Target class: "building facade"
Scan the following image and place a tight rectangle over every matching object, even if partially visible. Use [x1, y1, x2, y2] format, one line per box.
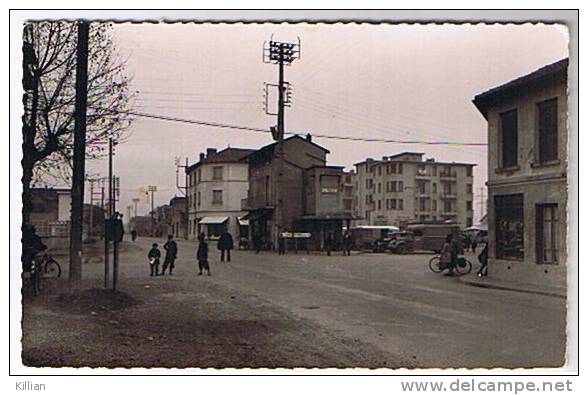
[242, 134, 354, 250]
[169, 196, 188, 240]
[186, 147, 254, 240]
[353, 153, 475, 228]
[473, 58, 568, 287]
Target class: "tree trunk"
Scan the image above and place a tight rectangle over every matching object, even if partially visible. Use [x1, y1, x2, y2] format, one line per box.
[21, 73, 39, 227]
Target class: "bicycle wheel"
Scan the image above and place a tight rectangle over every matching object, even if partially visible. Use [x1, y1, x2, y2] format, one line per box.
[428, 256, 443, 273]
[455, 258, 473, 275]
[44, 259, 62, 278]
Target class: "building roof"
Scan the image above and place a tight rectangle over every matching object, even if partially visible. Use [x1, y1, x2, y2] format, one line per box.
[354, 155, 475, 167]
[169, 196, 187, 205]
[186, 147, 255, 173]
[473, 58, 568, 119]
[240, 134, 330, 161]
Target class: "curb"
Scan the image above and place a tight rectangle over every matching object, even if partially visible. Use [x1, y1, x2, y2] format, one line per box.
[459, 277, 566, 299]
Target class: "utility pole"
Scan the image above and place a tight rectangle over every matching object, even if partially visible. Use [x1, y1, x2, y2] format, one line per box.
[148, 185, 157, 236]
[104, 137, 114, 288]
[69, 21, 89, 283]
[174, 157, 189, 196]
[263, 37, 300, 249]
[88, 179, 94, 237]
[478, 187, 487, 222]
[132, 198, 140, 218]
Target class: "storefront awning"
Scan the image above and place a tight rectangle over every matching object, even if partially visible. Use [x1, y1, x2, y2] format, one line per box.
[199, 216, 229, 225]
[238, 217, 249, 226]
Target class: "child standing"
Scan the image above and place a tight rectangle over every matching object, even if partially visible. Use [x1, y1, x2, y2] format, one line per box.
[148, 243, 161, 276]
[197, 233, 210, 276]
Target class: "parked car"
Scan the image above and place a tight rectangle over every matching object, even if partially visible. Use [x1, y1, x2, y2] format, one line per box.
[388, 231, 416, 254]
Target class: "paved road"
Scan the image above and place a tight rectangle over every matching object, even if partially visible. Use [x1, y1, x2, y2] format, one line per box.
[71, 236, 566, 368]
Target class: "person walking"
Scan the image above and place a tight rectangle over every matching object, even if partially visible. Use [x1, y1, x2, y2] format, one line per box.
[197, 232, 210, 276]
[253, 232, 261, 254]
[477, 243, 489, 277]
[278, 233, 286, 255]
[343, 231, 352, 256]
[218, 230, 234, 262]
[148, 243, 161, 277]
[131, 229, 137, 242]
[440, 235, 452, 274]
[325, 233, 333, 256]
[161, 234, 178, 275]
[471, 237, 478, 254]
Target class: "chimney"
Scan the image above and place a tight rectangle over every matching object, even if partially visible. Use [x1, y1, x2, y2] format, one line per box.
[206, 148, 217, 158]
[306, 133, 312, 143]
[199, 152, 205, 162]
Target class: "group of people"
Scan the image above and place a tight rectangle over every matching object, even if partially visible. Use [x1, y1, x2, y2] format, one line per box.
[439, 233, 488, 277]
[146, 230, 235, 277]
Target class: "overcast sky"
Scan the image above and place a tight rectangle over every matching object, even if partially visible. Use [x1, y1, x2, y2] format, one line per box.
[85, 22, 569, 222]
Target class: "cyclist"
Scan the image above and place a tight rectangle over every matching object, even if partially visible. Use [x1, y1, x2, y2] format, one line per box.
[22, 224, 47, 273]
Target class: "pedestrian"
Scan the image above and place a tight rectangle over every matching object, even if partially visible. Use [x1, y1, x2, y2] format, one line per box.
[131, 229, 137, 242]
[197, 232, 210, 276]
[278, 233, 286, 255]
[253, 232, 261, 254]
[218, 230, 234, 262]
[161, 234, 178, 275]
[448, 233, 462, 276]
[343, 231, 352, 256]
[471, 237, 478, 254]
[477, 243, 489, 277]
[148, 243, 161, 276]
[325, 233, 333, 256]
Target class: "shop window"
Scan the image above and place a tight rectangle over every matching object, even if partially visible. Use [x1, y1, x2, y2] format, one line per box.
[536, 204, 559, 264]
[500, 109, 518, 168]
[537, 98, 558, 163]
[321, 174, 340, 194]
[495, 194, 524, 260]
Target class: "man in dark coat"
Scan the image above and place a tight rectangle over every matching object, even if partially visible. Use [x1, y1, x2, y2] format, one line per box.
[161, 234, 178, 275]
[148, 243, 161, 276]
[197, 232, 210, 275]
[218, 230, 234, 262]
[343, 231, 352, 256]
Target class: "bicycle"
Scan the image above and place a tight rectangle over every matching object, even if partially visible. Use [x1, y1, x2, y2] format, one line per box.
[428, 255, 472, 276]
[28, 253, 62, 295]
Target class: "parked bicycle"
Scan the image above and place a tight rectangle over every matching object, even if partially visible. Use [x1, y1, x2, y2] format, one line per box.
[28, 253, 62, 295]
[428, 255, 472, 276]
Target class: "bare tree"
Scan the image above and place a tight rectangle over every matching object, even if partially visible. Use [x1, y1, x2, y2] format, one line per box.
[22, 21, 134, 225]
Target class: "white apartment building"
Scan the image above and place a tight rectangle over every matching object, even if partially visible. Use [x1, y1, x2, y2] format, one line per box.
[186, 147, 254, 240]
[353, 152, 475, 228]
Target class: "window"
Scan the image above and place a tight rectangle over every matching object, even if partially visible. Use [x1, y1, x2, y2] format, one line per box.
[398, 163, 403, 174]
[212, 190, 223, 205]
[500, 109, 518, 168]
[197, 169, 201, 183]
[466, 201, 473, 211]
[466, 166, 473, 177]
[419, 199, 426, 211]
[443, 200, 452, 213]
[432, 166, 437, 176]
[466, 217, 473, 227]
[321, 175, 340, 194]
[377, 200, 382, 210]
[377, 183, 381, 194]
[391, 199, 397, 210]
[391, 181, 397, 192]
[197, 191, 201, 207]
[432, 183, 437, 194]
[398, 181, 403, 192]
[212, 166, 223, 181]
[378, 166, 382, 177]
[466, 183, 473, 194]
[537, 98, 558, 163]
[495, 194, 524, 260]
[537, 204, 559, 264]
[398, 199, 403, 210]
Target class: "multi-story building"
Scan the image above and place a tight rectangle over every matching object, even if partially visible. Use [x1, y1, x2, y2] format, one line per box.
[241, 134, 354, 250]
[186, 147, 254, 240]
[169, 196, 188, 240]
[353, 152, 475, 228]
[473, 58, 568, 288]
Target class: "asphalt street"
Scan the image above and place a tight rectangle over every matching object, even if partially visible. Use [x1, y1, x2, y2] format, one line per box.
[24, 236, 566, 368]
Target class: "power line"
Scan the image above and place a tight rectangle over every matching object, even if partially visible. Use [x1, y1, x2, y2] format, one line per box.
[91, 107, 488, 147]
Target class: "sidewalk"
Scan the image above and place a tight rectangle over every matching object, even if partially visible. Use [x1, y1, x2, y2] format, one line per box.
[458, 273, 566, 298]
